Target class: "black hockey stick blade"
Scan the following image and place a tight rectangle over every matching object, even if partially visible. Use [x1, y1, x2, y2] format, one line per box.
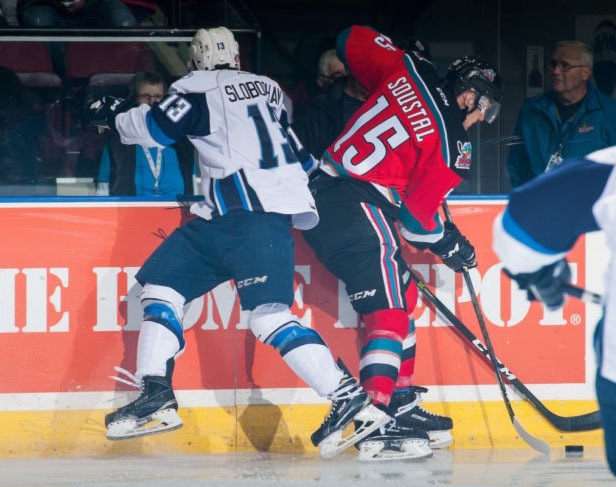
[409, 270, 602, 432]
[565, 284, 602, 305]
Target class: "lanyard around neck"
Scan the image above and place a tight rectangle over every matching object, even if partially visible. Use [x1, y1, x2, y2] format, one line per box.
[141, 146, 163, 192]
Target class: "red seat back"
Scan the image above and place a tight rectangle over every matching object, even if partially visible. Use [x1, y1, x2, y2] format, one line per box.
[64, 41, 155, 79]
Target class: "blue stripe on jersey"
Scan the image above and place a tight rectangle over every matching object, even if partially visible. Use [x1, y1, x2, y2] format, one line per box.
[501, 208, 561, 255]
[210, 170, 264, 218]
[364, 203, 403, 308]
[232, 172, 251, 211]
[146, 111, 176, 146]
[399, 204, 443, 236]
[508, 157, 610, 251]
[269, 323, 325, 356]
[321, 153, 353, 177]
[212, 179, 227, 214]
[403, 55, 449, 164]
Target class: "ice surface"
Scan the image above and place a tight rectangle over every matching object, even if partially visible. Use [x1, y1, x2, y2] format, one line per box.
[1, 447, 612, 487]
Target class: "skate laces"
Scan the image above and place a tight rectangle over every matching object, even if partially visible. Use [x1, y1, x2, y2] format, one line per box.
[382, 415, 397, 432]
[109, 366, 141, 390]
[395, 388, 440, 419]
[327, 375, 362, 402]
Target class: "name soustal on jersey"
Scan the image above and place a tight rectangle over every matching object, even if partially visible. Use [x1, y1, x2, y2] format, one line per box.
[322, 25, 471, 229]
[115, 69, 318, 230]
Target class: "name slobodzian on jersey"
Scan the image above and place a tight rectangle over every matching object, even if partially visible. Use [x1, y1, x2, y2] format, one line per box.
[388, 75, 435, 142]
[224, 80, 283, 105]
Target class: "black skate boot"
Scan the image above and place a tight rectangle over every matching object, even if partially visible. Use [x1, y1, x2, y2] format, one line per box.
[105, 359, 182, 440]
[357, 414, 433, 461]
[311, 358, 388, 459]
[389, 386, 453, 448]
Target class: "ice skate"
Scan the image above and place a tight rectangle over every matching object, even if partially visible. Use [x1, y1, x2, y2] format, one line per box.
[389, 386, 454, 448]
[311, 359, 388, 459]
[105, 362, 182, 441]
[357, 416, 433, 462]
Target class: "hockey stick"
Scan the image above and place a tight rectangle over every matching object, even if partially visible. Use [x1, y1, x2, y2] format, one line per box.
[409, 270, 602, 432]
[441, 202, 550, 454]
[564, 284, 602, 305]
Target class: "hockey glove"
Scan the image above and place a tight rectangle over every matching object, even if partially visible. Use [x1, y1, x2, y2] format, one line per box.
[88, 96, 132, 132]
[428, 221, 477, 272]
[504, 259, 571, 311]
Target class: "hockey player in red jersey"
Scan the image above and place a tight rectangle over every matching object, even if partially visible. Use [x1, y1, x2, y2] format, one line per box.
[302, 25, 502, 461]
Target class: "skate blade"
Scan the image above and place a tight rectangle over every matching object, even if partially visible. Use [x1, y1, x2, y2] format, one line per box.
[106, 408, 183, 441]
[358, 439, 433, 462]
[428, 430, 453, 449]
[318, 404, 388, 459]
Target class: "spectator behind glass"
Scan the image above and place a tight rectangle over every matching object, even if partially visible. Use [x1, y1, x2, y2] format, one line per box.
[293, 50, 366, 159]
[96, 71, 194, 197]
[0, 6, 7, 25]
[18, 0, 137, 27]
[507, 40, 616, 188]
[315, 48, 346, 92]
[0, 66, 39, 191]
[0, 0, 17, 25]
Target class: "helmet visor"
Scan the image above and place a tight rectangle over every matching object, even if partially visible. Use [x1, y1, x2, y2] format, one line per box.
[477, 94, 501, 124]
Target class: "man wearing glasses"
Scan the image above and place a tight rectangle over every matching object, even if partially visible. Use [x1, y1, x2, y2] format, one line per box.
[96, 71, 195, 196]
[507, 40, 616, 188]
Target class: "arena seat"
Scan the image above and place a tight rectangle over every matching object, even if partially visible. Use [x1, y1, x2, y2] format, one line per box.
[64, 41, 155, 98]
[0, 41, 62, 89]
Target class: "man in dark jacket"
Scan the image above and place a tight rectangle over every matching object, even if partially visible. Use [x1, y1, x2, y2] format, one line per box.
[293, 57, 366, 159]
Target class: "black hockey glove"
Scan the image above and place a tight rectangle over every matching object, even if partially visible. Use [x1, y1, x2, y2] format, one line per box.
[87, 96, 132, 132]
[428, 221, 476, 272]
[504, 259, 571, 311]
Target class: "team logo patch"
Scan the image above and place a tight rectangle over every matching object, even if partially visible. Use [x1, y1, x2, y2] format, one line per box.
[455, 141, 472, 170]
[482, 68, 497, 82]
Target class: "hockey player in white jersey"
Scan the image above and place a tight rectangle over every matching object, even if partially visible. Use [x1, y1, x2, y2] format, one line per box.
[492, 145, 616, 476]
[89, 26, 387, 459]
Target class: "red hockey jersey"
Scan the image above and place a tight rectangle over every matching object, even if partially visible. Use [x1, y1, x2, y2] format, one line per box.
[322, 25, 469, 230]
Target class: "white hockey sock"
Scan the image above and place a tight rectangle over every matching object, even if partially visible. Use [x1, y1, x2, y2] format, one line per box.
[282, 346, 343, 397]
[249, 303, 343, 397]
[136, 321, 181, 378]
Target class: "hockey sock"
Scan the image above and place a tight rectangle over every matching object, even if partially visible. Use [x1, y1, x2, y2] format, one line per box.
[269, 321, 342, 396]
[136, 284, 186, 378]
[360, 308, 407, 405]
[396, 318, 416, 388]
[250, 303, 342, 396]
[136, 321, 181, 378]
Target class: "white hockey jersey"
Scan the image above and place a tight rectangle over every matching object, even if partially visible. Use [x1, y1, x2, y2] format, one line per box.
[493, 145, 616, 381]
[115, 69, 318, 230]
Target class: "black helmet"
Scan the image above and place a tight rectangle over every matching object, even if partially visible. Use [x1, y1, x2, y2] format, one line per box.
[446, 56, 503, 123]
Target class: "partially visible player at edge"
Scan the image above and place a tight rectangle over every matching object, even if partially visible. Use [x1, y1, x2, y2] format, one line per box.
[493, 146, 616, 476]
[301, 25, 503, 460]
[89, 26, 387, 459]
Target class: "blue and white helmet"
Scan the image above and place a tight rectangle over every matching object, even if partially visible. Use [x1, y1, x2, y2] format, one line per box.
[188, 27, 240, 71]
